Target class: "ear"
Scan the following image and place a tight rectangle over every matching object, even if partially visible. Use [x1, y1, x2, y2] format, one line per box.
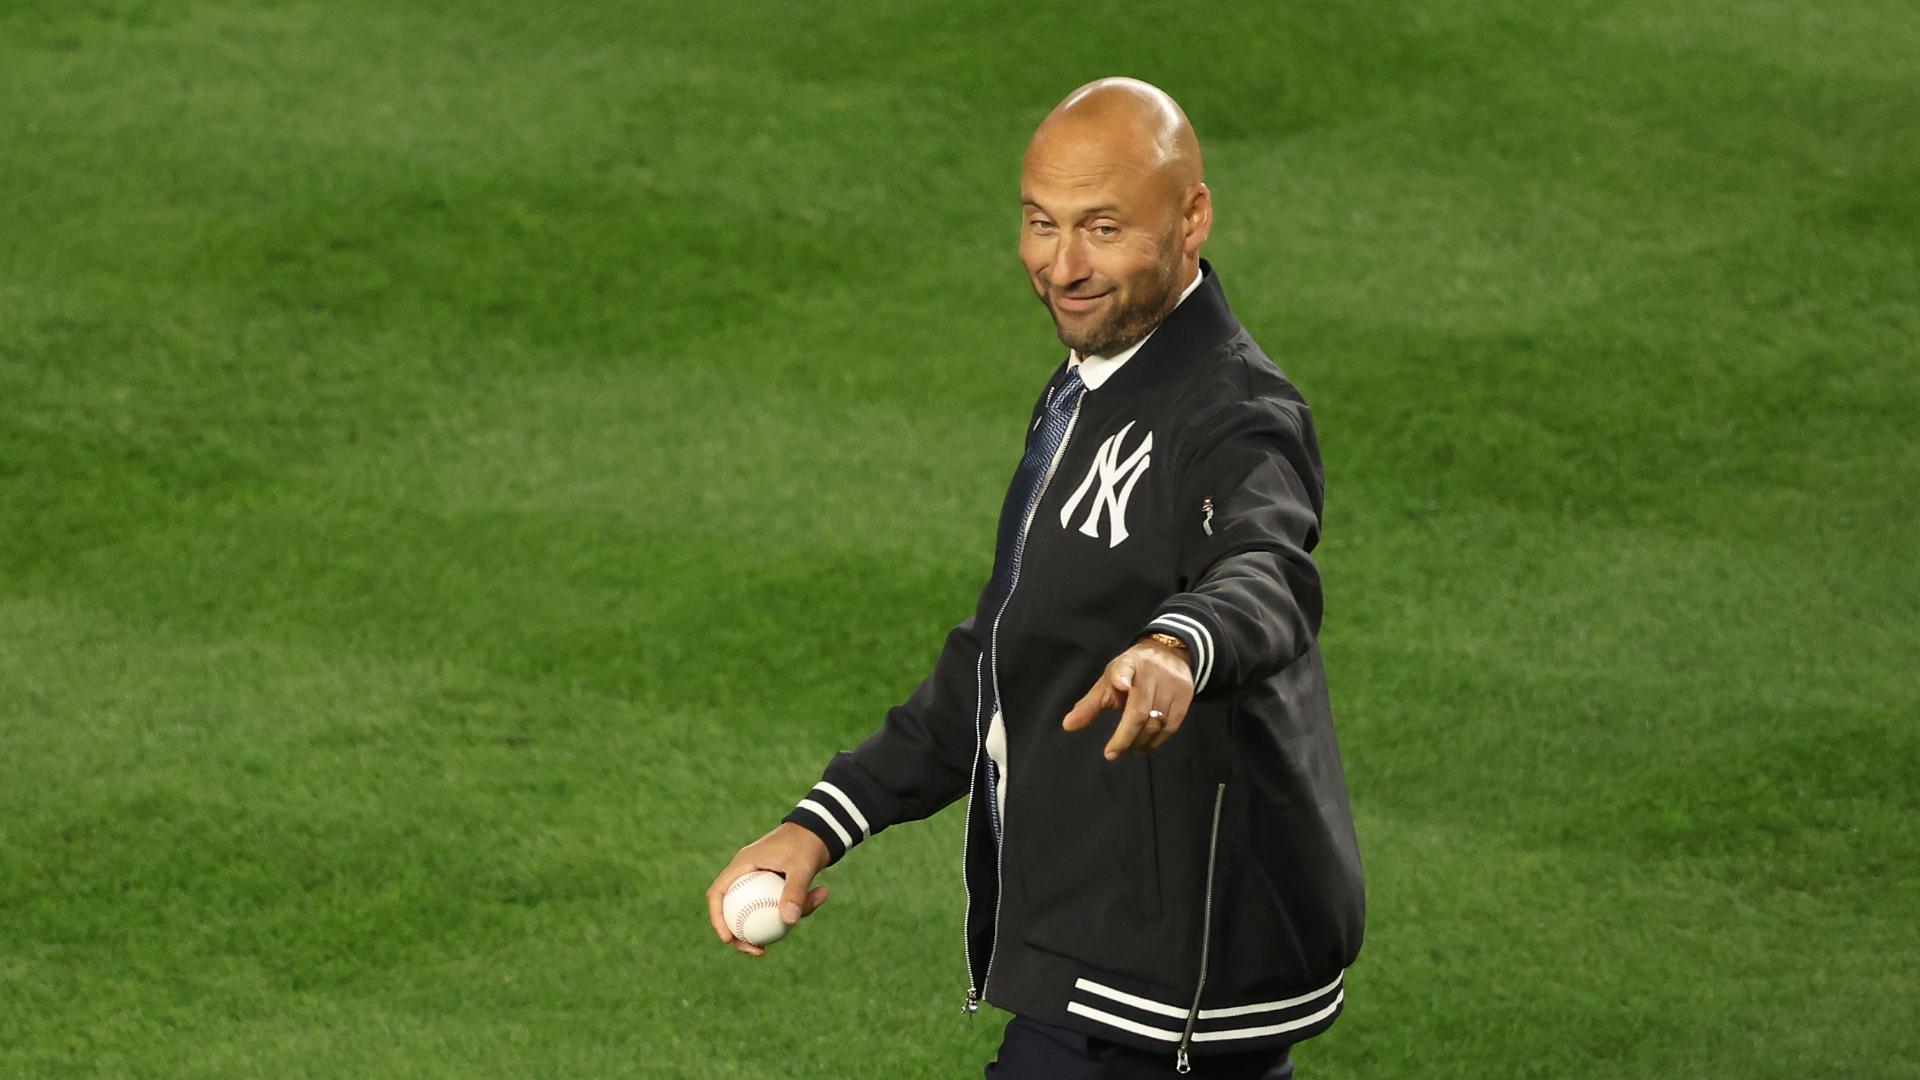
[1181, 182, 1213, 259]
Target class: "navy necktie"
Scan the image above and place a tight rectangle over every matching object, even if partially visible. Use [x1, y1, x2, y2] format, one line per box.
[989, 368, 1086, 593]
[980, 366, 1086, 840]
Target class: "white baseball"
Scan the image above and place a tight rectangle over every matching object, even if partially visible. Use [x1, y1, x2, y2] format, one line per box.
[723, 870, 790, 947]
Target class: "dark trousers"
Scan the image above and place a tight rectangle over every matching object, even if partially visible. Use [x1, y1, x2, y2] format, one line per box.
[986, 1015, 1296, 1079]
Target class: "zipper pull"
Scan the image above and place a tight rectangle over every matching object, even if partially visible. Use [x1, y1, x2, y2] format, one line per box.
[1176, 1046, 1192, 1074]
[963, 989, 981, 1016]
[1201, 496, 1214, 536]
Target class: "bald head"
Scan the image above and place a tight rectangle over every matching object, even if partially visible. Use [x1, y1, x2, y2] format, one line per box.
[1027, 77, 1204, 197]
[1019, 78, 1213, 358]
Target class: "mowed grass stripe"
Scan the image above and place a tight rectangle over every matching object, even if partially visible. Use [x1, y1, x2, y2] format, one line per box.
[0, 594, 994, 1077]
[6, 586, 1908, 1075]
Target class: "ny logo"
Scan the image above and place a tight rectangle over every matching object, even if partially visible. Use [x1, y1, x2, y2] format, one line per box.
[1059, 421, 1153, 548]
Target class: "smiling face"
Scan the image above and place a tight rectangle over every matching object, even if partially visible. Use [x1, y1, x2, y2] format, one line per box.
[1019, 79, 1211, 358]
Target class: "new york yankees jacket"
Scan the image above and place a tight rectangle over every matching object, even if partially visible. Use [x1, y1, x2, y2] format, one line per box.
[782, 261, 1365, 1070]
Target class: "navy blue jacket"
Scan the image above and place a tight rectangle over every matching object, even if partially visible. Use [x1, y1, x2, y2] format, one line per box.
[783, 262, 1364, 1069]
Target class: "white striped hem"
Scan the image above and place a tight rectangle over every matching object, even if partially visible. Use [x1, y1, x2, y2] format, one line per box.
[1148, 612, 1215, 692]
[1072, 978, 1188, 1019]
[1066, 971, 1346, 1044]
[1192, 992, 1342, 1042]
[1065, 1002, 1183, 1042]
[1200, 972, 1344, 1020]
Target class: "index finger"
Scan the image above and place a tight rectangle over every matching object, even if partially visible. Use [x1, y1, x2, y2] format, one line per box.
[1063, 678, 1114, 732]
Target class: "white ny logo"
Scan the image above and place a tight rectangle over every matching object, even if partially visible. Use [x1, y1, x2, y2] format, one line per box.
[1059, 421, 1153, 548]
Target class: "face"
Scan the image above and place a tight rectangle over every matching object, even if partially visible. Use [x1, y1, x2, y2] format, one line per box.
[1020, 137, 1197, 358]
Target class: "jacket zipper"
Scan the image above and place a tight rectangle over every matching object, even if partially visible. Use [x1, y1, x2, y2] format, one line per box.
[1176, 782, 1228, 1074]
[966, 393, 1084, 1012]
[962, 653, 986, 1015]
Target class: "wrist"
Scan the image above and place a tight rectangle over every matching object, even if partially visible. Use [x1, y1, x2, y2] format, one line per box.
[1141, 632, 1192, 671]
[1143, 615, 1215, 694]
[775, 814, 829, 849]
[779, 809, 846, 866]
[778, 821, 831, 864]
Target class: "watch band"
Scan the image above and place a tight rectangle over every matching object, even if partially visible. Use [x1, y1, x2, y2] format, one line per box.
[1147, 632, 1188, 652]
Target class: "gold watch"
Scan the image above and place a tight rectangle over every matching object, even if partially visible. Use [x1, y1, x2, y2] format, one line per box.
[1147, 632, 1188, 652]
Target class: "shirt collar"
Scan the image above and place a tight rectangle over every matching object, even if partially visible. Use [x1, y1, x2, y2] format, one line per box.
[1068, 267, 1207, 391]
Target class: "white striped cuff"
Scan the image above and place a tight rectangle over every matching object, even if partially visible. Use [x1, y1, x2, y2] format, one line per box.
[783, 781, 871, 863]
[1147, 612, 1216, 693]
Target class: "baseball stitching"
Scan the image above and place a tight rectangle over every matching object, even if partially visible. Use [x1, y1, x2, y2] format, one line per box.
[726, 871, 774, 899]
[726, 872, 782, 940]
[730, 896, 780, 939]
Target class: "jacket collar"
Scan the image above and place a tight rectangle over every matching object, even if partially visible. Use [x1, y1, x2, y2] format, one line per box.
[1068, 258, 1241, 398]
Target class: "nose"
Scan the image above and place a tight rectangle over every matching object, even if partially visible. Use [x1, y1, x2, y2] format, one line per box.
[1047, 232, 1090, 291]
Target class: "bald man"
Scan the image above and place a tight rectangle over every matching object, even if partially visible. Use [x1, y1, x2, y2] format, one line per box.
[707, 78, 1364, 1078]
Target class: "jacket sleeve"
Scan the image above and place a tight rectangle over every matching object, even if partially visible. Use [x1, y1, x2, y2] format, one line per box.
[1138, 392, 1326, 696]
[779, 615, 982, 864]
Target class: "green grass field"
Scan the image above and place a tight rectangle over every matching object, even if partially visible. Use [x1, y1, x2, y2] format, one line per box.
[3, 1, 1916, 1076]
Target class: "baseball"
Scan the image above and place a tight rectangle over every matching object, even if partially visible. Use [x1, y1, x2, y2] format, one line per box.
[723, 870, 790, 947]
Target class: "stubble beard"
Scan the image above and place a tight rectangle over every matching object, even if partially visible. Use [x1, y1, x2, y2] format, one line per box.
[1043, 238, 1186, 359]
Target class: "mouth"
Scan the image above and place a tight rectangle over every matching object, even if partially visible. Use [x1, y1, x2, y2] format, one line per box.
[1051, 290, 1110, 315]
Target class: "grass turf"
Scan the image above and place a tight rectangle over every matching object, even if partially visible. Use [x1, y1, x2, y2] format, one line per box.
[2, 1, 1916, 1076]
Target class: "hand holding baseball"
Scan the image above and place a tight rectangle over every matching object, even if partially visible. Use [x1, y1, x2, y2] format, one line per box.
[705, 822, 830, 956]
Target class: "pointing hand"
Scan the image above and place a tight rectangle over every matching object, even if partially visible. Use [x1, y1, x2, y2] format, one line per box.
[1061, 636, 1194, 760]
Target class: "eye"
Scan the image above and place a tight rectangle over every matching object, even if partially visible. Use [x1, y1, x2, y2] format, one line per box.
[1028, 219, 1056, 234]
[1092, 224, 1121, 237]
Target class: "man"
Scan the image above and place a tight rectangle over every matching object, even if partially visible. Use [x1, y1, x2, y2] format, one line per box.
[706, 77, 1364, 1078]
